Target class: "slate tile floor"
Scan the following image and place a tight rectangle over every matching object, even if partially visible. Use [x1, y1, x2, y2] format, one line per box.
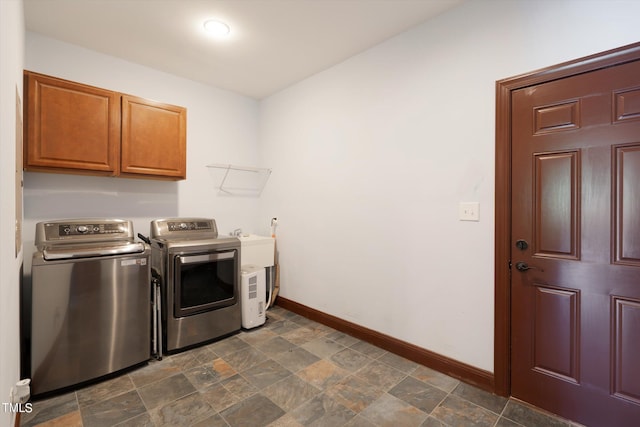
[21, 307, 582, 427]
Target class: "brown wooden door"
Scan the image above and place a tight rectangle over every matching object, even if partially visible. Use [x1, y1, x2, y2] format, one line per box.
[510, 59, 640, 426]
[24, 71, 120, 174]
[121, 95, 186, 179]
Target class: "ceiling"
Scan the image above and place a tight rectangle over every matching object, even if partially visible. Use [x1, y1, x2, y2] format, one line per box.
[24, 0, 464, 99]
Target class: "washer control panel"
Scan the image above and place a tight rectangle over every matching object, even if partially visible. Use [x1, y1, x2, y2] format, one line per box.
[35, 219, 134, 246]
[58, 223, 125, 236]
[150, 218, 219, 240]
[167, 221, 212, 232]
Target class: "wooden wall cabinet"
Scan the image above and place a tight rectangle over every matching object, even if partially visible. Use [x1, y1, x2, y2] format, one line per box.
[24, 71, 186, 180]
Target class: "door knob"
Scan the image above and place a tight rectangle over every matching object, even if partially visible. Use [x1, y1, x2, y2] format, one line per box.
[515, 262, 543, 272]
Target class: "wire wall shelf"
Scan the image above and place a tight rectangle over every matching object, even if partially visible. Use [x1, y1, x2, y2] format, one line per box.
[206, 163, 272, 196]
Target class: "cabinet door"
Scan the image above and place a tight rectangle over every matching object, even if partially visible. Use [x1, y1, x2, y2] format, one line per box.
[121, 95, 186, 179]
[24, 72, 120, 174]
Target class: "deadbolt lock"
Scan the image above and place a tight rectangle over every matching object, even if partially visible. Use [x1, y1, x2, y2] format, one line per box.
[515, 239, 529, 251]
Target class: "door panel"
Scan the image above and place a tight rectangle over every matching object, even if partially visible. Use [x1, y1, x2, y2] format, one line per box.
[511, 59, 640, 426]
[24, 72, 119, 174]
[120, 95, 187, 179]
[533, 151, 580, 259]
[614, 87, 640, 123]
[613, 297, 640, 404]
[533, 285, 579, 383]
[614, 144, 640, 265]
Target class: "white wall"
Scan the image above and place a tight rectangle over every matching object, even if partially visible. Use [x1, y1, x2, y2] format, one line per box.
[23, 33, 261, 273]
[257, 0, 640, 372]
[0, 1, 24, 425]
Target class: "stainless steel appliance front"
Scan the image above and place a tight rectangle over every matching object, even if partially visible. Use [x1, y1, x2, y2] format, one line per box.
[150, 218, 241, 352]
[30, 219, 151, 396]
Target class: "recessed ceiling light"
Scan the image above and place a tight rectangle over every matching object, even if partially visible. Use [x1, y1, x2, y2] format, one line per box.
[203, 19, 230, 38]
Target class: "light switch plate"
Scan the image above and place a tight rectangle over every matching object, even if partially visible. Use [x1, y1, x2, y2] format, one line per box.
[459, 202, 480, 221]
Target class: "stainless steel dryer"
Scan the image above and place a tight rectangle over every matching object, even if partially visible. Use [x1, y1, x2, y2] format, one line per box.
[149, 218, 241, 353]
[30, 219, 151, 396]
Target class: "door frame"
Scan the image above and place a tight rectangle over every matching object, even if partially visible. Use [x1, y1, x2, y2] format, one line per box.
[493, 41, 640, 397]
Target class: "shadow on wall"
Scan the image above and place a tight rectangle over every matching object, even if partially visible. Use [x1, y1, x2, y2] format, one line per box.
[22, 171, 179, 272]
[23, 171, 179, 221]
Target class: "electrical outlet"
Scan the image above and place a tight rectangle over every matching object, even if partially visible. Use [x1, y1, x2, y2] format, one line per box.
[459, 202, 480, 221]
